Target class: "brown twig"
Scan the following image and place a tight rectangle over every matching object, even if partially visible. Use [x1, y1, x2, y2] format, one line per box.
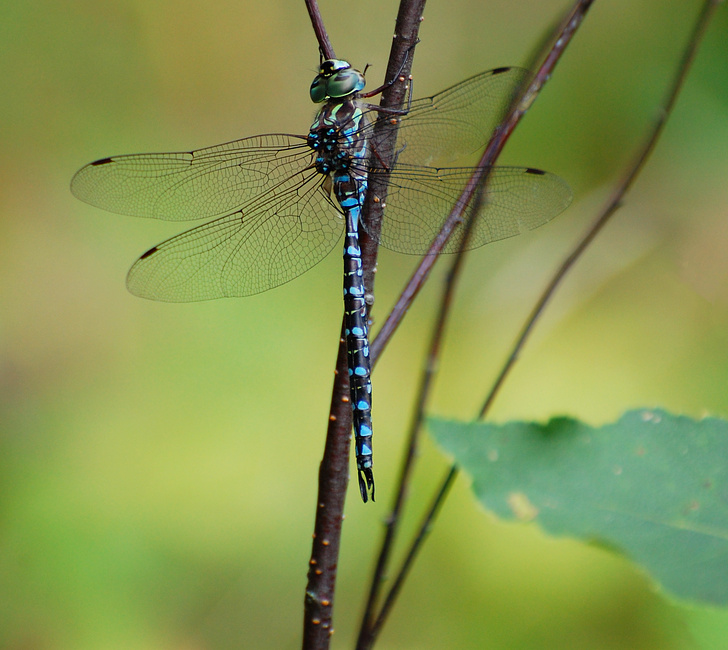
[370, 0, 594, 362]
[365, 0, 721, 644]
[304, 0, 335, 60]
[358, 1, 595, 646]
[478, 0, 723, 419]
[302, 326, 351, 649]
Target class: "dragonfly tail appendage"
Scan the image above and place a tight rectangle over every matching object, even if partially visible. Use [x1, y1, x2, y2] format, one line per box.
[358, 467, 375, 503]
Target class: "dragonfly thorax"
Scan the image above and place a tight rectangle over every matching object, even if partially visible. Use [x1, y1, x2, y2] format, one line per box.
[307, 99, 368, 176]
[308, 128, 352, 175]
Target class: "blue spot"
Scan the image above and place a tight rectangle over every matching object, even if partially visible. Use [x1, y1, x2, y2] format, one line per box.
[347, 246, 361, 257]
[348, 368, 353, 376]
[357, 400, 369, 411]
[360, 425, 372, 437]
[363, 346, 369, 357]
[351, 327, 364, 337]
[354, 367, 367, 377]
[344, 328, 350, 335]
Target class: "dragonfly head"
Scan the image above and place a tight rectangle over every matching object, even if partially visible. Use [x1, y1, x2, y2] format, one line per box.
[310, 59, 365, 103]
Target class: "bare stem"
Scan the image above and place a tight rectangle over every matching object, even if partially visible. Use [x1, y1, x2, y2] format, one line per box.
[479, 0, 722, 421]
[304, 0, 335, 60]
[302, 325, 352, 649]
[360, 1, 595, 646]
[367, 0, 720, 644]
[371, 0, 594, 361]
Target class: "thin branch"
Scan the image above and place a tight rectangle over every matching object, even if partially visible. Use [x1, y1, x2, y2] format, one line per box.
[302, 326, 352, 649]
[371, 0, 720, 643]
[367, 465, 457, 641]
[304, 0, 335, 60]
[370, 0, 594, 362]
[360, 0, 427, 297]
[359, 1, 594, 646]
[478, 0, 722, 421]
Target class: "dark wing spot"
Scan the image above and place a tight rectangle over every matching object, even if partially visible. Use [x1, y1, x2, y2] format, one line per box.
[492, 67, 511, 75]
[140, 246, 159, 260]
[525, 168, 546, 175]
[91, 157, 114, 166]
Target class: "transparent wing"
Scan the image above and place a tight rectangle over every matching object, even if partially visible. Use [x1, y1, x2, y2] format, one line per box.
[126, 168, 343, 301]
[71, 133, 312, 221]
[363, 67, 531, 168]
[364, 165, 572, 254]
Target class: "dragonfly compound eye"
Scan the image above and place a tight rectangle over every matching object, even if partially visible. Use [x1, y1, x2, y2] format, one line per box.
[326, 68, 365, 99]
[310, 59, 365, 102]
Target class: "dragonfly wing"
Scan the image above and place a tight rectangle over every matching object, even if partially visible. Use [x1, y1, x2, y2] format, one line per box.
[368, 165, 572, 254]
[126, 169, 343, 301]
[365, 67, 531, 168]
[71, 134, 311, 221]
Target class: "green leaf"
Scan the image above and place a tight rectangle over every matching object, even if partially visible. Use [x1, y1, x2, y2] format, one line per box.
[428, 409, 728, 606]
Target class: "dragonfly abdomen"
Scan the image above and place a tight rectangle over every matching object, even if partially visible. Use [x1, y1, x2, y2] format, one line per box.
[338, 169, 374, 502]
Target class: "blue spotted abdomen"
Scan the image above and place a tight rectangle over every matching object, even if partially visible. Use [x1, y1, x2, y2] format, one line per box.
[308, 98, 375, 502]
[337, 169, 374, 502]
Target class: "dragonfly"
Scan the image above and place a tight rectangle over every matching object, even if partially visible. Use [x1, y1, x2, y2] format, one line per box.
[71, 59, 572, 503]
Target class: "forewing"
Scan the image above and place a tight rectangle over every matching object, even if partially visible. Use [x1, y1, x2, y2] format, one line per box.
[71, 134, 312, 221]
[365, 67, 531, 168]
[371, 165, 572, 254]
[126, 168, 343, 301]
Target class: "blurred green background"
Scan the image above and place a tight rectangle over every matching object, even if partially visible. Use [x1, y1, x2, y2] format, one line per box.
[2, 0, 728, 648]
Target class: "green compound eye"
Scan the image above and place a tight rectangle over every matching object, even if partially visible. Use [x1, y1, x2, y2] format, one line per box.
[326, 68, 365, 98]
[310, 60, 366, 103]
[309, 76, 328, 103]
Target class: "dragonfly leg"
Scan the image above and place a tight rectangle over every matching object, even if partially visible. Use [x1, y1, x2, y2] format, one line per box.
[360, 40, 418, 98]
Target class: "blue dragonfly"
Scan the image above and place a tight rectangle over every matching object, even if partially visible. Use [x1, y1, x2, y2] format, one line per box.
[71, 59, 572, 502]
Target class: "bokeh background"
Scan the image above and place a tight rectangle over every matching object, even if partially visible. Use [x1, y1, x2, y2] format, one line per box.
[3, 0, 728, 648]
